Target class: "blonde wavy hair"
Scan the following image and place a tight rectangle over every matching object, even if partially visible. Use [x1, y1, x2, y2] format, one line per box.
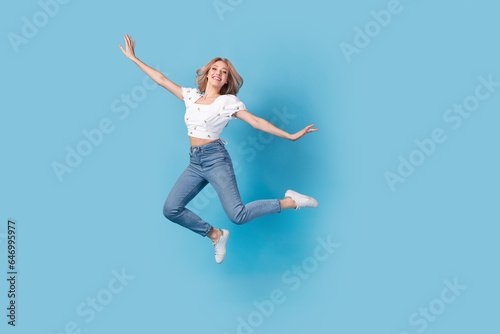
[195, 57, 243, 95]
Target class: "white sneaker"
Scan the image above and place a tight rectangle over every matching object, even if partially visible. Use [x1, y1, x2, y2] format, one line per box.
[284, 190, 319, 210]
[213, 229, 229, 264]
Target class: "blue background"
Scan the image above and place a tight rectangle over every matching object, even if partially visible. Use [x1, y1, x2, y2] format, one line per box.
[1, 0, 499, 333]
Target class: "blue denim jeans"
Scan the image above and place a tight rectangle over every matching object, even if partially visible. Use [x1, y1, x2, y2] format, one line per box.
[163, 138, 282, 237]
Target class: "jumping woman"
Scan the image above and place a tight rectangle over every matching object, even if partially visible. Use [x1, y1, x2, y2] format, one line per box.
[119, 34, 319, 263]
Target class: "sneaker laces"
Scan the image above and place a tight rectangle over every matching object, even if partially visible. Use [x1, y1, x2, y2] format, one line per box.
[214, 245, 222, 257]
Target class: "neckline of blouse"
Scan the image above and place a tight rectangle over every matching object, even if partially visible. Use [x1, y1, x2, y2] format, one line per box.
[193, 94, 224, 106]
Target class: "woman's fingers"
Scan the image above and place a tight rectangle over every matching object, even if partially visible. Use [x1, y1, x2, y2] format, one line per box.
[290, 124, 318, 141]
[119, 34, 136, 58]
[307, 124, 318, 132]
[123, 34, 135, 51]
[122, 34, 135, 51]
[300, 124, 318, 137]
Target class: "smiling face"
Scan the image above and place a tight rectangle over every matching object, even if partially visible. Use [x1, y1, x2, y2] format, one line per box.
[207, 60, 229, 89]
[196, 57, 243, 95]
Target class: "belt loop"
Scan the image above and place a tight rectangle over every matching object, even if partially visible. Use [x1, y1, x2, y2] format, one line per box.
[220, 138, 227, 146]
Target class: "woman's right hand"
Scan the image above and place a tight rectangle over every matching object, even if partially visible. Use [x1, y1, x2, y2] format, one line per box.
[119, 34, 136, 60]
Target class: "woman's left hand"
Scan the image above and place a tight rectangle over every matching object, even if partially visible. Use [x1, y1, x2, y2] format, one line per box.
[289, 124, 319, 141]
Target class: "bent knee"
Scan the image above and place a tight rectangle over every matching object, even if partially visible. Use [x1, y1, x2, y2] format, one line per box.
[228, 210, 248, 225]
[163, 203, 177, 220]
[229, 217, 245, 225]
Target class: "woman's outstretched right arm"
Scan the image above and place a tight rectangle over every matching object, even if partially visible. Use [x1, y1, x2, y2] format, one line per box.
[119, 34, 183, 101]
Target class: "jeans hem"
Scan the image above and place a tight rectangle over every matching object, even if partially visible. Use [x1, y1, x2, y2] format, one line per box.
[201, 226, 213, 237]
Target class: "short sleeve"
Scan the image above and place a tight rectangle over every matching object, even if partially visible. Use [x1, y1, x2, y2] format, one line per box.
[181, 87, 200, 108]
[220, 95, 246, 119]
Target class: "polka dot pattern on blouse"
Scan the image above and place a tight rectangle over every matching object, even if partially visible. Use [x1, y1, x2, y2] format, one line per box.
[181, 87, 246, 140]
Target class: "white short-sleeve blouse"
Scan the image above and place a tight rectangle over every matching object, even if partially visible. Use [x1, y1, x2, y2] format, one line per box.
[181, 87, 246, 140]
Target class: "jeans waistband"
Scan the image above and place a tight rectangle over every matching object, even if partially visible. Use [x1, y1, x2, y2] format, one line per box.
[190, 138, 227, 153]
